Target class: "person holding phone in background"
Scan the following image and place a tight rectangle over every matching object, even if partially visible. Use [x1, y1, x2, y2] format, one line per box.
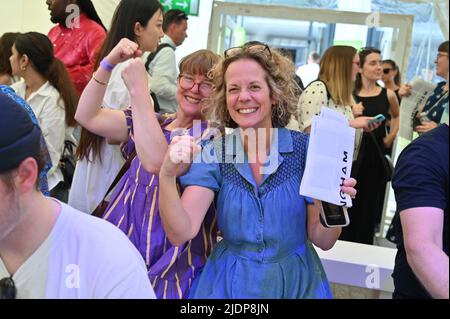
[340, 47, 399, 245]
[295, 45, 382, 160]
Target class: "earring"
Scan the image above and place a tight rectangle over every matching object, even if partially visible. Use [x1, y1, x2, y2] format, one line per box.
[276, 103, 285, 119]
[20, 66, 26, 71]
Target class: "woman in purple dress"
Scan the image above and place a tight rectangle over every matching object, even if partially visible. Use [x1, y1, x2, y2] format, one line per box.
[74, 32, 221, 297]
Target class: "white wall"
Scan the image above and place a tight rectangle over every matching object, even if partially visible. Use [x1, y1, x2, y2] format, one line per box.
[0, 0, 54, 35]
[175, 0, 214, 63]
[1, 0, 213, 63]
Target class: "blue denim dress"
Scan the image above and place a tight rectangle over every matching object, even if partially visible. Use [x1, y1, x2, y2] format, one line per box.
[180, 128, 332, 299]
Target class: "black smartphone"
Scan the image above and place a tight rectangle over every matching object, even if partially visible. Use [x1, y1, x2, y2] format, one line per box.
[320, 201, 350, 227]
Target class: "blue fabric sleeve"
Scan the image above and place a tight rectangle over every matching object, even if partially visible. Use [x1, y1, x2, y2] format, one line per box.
[179, 141, 222, 192]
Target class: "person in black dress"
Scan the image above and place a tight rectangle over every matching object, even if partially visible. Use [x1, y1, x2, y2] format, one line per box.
[341, 48, 400, 245]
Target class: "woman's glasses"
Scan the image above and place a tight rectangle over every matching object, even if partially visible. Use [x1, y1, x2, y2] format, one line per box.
[224, 41, 272, 59]
[383, 68, 393, 74]
[178, 75, 213, 96]
[0, 276, 16, 299]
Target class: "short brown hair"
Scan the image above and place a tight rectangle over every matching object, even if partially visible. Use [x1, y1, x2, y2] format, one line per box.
[178, 49, 221, 77]
[163, 9, 188, 32]
[204, 45, 299, 128]
[0, 150, 47, 193]
[438, 41, 449, 54]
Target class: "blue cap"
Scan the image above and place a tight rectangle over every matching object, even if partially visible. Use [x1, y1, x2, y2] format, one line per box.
[0, 93, 42, 172]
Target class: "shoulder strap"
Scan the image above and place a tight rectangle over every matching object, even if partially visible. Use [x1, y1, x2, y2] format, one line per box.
[306, 80, 331, 101]
[145, 43, 175, 71]
[101, 149, 137, 201]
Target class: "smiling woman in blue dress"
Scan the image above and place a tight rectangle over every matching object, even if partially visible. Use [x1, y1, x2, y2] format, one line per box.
[158, 43, 358, 299]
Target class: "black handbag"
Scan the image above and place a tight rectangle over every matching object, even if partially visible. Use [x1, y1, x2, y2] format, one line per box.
[369, 133, 394, 182]
[59, 140, 77, 190]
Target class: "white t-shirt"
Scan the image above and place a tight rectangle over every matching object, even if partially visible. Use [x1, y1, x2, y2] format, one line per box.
[0, 200, 156, 299]
[69, 60, 150, 214]
[296, 63, 320, 88]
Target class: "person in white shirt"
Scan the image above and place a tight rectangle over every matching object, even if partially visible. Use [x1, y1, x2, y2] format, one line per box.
[147, 9, 188, 114]
[296, 51, 321, 88]
[9, 32, 78, 200]
[69, 0, 164, 214]
[0, 94, 155, 299]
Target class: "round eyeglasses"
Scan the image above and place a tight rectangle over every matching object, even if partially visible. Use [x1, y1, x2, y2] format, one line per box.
[178, 75, 213, 96]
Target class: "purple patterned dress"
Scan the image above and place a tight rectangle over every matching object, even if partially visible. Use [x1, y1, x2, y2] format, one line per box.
[103, 109, 217, 299]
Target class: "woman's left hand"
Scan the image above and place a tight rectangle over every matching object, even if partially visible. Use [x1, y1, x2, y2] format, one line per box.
[341, 178, 357, 199]
[415, 121, 438, 133]
[121, 58, 149, 96]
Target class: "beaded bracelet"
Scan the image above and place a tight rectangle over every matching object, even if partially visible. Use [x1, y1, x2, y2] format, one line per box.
[92, 72, 108, 86]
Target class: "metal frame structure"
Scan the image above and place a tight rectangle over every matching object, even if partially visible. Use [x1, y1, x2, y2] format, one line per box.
[208, 0, 415, 82]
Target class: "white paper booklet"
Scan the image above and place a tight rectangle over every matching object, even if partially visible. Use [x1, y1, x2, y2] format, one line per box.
[300, 107, 356, 207]
[399, 77, 437, 140]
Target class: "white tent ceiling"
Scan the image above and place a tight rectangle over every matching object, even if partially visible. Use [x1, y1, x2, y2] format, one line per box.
[398, 0, 449, 38]
[93, 0, 448, 38]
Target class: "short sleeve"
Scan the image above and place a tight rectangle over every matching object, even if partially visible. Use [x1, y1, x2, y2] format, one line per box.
[179, 141, 222, 192]
[120, 108, 135, 159]
[392, 141, 446, 212]
[121, 108, 167, 159]
[297, 81, 329, 132]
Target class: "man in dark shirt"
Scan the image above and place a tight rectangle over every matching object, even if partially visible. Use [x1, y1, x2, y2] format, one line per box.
[391, 124, 449, 299]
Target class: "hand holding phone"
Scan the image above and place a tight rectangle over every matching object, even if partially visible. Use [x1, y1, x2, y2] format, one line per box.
[320, 201, 350, 227]
[368, 114, 386, 125]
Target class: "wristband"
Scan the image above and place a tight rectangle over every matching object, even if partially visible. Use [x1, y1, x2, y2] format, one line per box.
[100, 58, 116, 72]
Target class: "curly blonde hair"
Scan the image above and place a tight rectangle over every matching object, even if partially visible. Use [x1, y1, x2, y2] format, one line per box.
[203, 45, 300, 128]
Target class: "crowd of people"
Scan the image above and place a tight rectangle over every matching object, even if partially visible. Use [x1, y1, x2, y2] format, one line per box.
[0, 0, 448, 300]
